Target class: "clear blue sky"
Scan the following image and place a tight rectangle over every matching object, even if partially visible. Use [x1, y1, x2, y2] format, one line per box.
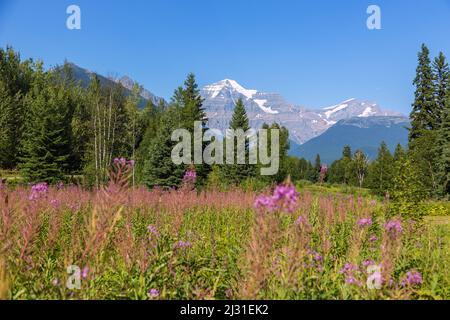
[1, 0, 450, 114]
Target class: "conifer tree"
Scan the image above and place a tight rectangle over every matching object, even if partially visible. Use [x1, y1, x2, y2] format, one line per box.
[436, 85, 450, 196]
[20, 63, 74, 183]
[143, 108, 185, 188]
[220, 98, 256, 185]
[366, 142, 394, 195]
[410, 44, 437, 140]
[313, 154, 322, 183]
[0, 47, 33, 169]
[433, 52, 449, 125]
[409, 44, 440, 196]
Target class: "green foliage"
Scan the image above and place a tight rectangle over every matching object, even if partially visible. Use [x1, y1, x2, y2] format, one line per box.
[328, 146, 353, 185]
[219, 98, 257, 185]
[0, 47, 34, 169]
[389, 154, 427, 220]
[366, 142, 394, 196]
[435, 70, 450, 197]
[143, 107, 185, 189]
[19, 64, 75, 183]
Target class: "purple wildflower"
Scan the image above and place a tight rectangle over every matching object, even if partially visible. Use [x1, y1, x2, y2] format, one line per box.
[182, 169, 197, 189]
[255, 183, 299, 214]
[29, 183, 49, 200]
[362, 259, 375, 267]
[357, 217, 373, 227]
[147, 225, 159, 237]
[81, 266, 89, 279]
[295, 215, 308, 226]
[385, 219, 403, 237]
[148, 288, 160, 298]
[369, 235, 378, 242]
[345, 275, 362, 286]
[401, 271, 423, 287]
[254, 195, 276, 212]
[174, 241, 192, 250]
[340, 263, 358, 274]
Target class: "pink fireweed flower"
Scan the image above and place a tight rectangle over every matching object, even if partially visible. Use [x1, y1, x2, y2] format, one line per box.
[295, 215, 308, 226]
[345, 275, 362, 286]
[148, 289, 160, 298]
[385, 219, 403, 237]
[182, 169, 197, 190]
[357, 218, 373, 227]
[254, 183, 299, 214]
[81, 266, 89, 279]
[369, 235, 378, 242]
[401, 271, 423, 287]
[254, 195, 276, 212]
[29, 182, 49, 200]
[362, 259, 376, 267]
[174, 241, 192, 250]
[147, 225, 159, 237]
[340, 263, 358, 274]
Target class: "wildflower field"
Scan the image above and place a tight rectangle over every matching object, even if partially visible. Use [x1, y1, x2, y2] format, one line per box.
[0, 164, 449, 300]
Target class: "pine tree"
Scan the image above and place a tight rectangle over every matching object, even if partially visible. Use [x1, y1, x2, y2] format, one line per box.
[179, 73, 210, 185]
[436, 84, 450, 196]
[181, 73, 206, 127]
[366, 141, 394, 195]
[328, 145, 353, 184]
[410, 44, 437, 140]
[393, 144, 406, 163]
[220, 99, 256, 185]
[0, 47, 33, 169]
[409, 44, 440, 196]
[143, 108, 185, 188]
[432, 52, 449, 125]
[20, 63, 74, 183]
[313, 154, 321, 183]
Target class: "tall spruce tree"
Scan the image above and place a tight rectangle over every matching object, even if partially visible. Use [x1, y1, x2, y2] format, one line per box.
[409, 44, 440, 196]
[436, 83, 450, 196]
[220, 98, 256, 185]
[313, 154, 322, 183]
[178, 73, 210, 185]
[433, 52, 449, 125]
[410, 44, 437, 140]
[0, 47, 33, 169]
[143, 107, 185, 188]
[20, 63, 74, 183]
[366, 142, 394, 195]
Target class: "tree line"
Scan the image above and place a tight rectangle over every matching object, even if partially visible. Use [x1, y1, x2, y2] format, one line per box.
[0, 47, 296, 188]
[1, 44, 448, 200]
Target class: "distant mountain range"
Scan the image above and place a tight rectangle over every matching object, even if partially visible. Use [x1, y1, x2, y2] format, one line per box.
[200, 79, 405, 145]
[290, 116, 410, 164]
[65, 63, 166, 107]
[66, 63, 410, 163]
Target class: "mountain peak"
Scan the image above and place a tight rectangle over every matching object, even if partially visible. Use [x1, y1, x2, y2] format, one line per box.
[203, 79, 258, 100]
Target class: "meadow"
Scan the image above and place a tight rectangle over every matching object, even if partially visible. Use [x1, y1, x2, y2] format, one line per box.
[0, 163, 449, 300]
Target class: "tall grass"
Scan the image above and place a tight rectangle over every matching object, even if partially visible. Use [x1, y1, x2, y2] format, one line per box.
[0, 168, 448, 300]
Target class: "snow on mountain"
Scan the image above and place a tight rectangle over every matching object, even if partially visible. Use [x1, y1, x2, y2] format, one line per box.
[201, 79, 406, 145]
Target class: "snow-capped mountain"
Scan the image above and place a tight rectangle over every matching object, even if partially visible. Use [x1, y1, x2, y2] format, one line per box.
[316, 98, 402, 126]
[201, 79, 405, 144]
